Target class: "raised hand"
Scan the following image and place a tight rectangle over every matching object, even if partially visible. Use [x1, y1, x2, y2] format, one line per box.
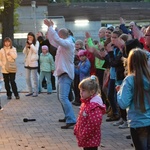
[85, 32, 91, 39]
[132, 24, 144, 40]
[44, 19, 54, 27]
[120, 17, 126, 25]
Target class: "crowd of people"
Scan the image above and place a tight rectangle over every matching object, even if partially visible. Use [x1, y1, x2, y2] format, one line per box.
[0, 17, 150, 150]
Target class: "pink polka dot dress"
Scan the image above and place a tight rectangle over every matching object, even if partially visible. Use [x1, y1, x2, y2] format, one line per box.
[74, 95, 106, 148]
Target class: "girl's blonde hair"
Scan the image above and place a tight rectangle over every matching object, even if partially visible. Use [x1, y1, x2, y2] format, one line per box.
[78, 75, 101, 95]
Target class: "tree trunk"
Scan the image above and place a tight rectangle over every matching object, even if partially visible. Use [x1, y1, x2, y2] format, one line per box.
[2, 0, 14, 44]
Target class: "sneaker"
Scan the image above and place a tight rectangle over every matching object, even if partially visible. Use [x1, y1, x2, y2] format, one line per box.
[119, 121, 128, 129]
[113, 119, 124, 126]
[32, 92, 38, 97]
[106, 114, 120, 122]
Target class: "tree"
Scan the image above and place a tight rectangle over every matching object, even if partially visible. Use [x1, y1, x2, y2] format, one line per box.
[0, 0, 21, 44]
[2, 0, 14, 43]
[55, 0, 144, 2]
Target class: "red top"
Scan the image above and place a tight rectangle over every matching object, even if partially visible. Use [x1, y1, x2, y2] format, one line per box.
[139, 37, 150, 52]
[74, 95, 106, 148]
[86, 50, 96, 75]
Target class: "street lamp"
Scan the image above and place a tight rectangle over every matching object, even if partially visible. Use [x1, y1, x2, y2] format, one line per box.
[31, 1, 36, 34]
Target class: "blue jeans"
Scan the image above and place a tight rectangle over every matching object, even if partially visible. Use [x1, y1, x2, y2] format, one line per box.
[25, 68, 38, 94]
[39, 71, 52, 93]
[130, 126, 150, 150]
[58, 74, 76, 124]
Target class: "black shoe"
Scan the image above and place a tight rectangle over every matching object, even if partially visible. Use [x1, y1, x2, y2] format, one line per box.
[7, 96, 12, 100]
[72, 101, 81, 106]
[61, 123, 76, 129]
[58, 118, 66, 122]
[126, 135, 131, 139]
[25, 93, 33, 96]
[0, 106, 3, 111]
[16, 96, 20, 99]
[106, 115, 120, 122]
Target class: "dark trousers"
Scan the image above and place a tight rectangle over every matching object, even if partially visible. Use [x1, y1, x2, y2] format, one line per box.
[83, 147, 98, 150]
[51, 73, 56, 89]
[68, 82, 74, 102]
[130, 126, 150, 150]
[73, 74, 80, 104]
[108, 79, 119, 115]
[96, 69, 108, 107]
[120, 108, 127, 121]
[3, 73, 18, 97]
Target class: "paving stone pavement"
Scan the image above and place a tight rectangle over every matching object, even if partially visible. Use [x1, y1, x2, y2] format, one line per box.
[0, 53, 134, 150]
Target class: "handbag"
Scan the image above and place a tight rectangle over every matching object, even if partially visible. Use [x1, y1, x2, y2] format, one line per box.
[4, 49, 17, 73]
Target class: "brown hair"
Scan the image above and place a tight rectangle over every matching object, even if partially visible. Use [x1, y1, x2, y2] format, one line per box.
[112, 30, 122, 37]
[27, 32, 36, 45]
[127, 48, 150, 112]
[3, 37, 12, 48]
[120, 33, 128, 42]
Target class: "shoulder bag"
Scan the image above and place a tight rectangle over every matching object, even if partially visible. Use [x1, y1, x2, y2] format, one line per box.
[4, 49, 17, 73]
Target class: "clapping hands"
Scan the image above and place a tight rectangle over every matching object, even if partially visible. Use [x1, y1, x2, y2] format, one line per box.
[44, 19, 54, 27]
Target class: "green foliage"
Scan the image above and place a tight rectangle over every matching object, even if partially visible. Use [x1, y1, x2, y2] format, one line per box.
[52, 0, 144, 2]
[14, 12, 21, 32]
[14, 0, 22, 9]
[14, 0, 22, 32]
[0, 0, 22, 32]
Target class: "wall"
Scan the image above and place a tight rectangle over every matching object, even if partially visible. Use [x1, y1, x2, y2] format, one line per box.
[66, 21, 101, 41]
[15, 5, 101, 47]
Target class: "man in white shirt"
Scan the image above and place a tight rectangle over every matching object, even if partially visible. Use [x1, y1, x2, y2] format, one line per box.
[44, 19, 76, 129]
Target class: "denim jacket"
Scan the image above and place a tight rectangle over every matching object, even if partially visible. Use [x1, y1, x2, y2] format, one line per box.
[117, 75, 150, 128]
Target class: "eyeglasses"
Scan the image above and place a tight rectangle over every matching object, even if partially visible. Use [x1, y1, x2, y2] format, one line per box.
[144, 35, 150, 37]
